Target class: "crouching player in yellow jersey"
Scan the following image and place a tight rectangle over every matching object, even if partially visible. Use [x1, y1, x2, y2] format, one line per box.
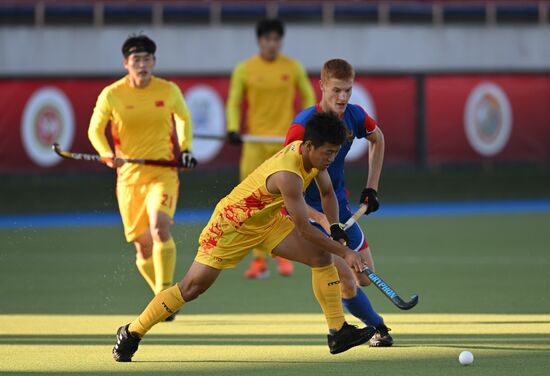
[112, 112, 377, 362]
[88, 35, 196, 320]
[226, 18, 316, 278]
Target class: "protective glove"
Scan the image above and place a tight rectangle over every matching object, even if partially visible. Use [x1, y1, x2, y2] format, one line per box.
[359, 187, 380, 215]
[227, 131, 242, 145]
[179, 150, 197, 169]
[330, 223, 349, 246]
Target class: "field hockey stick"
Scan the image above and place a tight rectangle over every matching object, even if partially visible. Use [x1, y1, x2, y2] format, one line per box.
[344, 203, 419, 310]
[362, 267, 419, 310]
[194, 134, 285, 144]
[343, 204, 368, 230]
[52, 143, 183, 168]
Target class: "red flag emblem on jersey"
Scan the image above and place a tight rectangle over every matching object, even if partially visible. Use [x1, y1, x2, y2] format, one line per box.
[281, 74, 289, 81]
[155, 100, 164, 107]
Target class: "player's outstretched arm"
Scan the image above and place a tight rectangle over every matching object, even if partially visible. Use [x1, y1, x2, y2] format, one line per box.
[171, 82, 194, 153]
[365, 127, 385, 193]
[225, 62, 245, 143]
[268, 171, 364, 272]
[360, 127, 385, 214]
[88, 88, 118, 167]
[295, 62, 316, 108]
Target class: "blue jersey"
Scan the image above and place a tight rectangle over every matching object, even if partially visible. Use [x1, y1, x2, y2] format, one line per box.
[287, 104, 377, 211]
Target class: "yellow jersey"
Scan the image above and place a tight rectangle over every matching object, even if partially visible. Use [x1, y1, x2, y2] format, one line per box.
[213, 141, 317, 235]
[88, 75, 192, 185]
[226, 54, 315, 137]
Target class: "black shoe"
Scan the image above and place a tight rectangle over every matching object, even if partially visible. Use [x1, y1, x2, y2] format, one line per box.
[327, 322, 376, 354]
[164, 309, 180, 322]
[112, 324, 141, 362]
[369, 324, 393, 347]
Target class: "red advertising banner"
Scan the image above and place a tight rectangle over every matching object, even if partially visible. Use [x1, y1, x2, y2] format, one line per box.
[426, 75, 550, 164]
[0, 75, 417, 172]
[352, 76, 417, 164]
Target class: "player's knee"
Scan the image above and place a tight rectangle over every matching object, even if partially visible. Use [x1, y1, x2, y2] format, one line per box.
[357, 274, 372, 287]
[135, 241, 153, 259]
[358, 279, 372, 287]
[340, 276, 358, 298]
[151, 225, 171, 243]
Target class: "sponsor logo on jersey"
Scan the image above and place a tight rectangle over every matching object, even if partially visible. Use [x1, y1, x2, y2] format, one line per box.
[21, 87, 75, 167]
[155, 100, 165, 107]
[464, 82, 512, 157]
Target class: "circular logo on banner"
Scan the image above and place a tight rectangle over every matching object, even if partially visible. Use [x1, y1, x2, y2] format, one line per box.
[185, 85, 225, 163]
[346, 84, 377, 162]
[21, 87, 75, 167]
[464, 82, 512, 157]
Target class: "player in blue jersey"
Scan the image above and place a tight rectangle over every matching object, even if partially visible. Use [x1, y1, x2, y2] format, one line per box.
[285, 59, 392, 347]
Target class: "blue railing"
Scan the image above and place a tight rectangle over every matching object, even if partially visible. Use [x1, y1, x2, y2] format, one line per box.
[0, 1, 547, 26]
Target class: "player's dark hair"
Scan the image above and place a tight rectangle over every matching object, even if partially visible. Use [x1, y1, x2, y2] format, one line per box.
[256, 18, 285, 38]
[304, 112, 347, 148]
[122, 34, 156, 58]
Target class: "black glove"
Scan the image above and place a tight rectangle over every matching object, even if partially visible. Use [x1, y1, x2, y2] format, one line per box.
[359, 188, 380, 215]
[227, 131, 242, 145]
[330, 223, 349, 246]
[179, 150, 197, 169]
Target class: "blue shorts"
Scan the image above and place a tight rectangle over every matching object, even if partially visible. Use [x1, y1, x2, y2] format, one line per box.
[309, 202, 367, 252]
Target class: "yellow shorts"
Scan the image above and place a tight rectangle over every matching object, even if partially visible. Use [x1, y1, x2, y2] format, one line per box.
[195, 209, 294, 269]
[116, 171, 179, 242]
[240, 142, 284, 181]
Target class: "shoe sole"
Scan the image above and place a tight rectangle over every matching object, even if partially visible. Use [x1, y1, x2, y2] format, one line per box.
[369, 340, 394, 347]
[113, 349, 132, 362]
[330, 326, 376, 355]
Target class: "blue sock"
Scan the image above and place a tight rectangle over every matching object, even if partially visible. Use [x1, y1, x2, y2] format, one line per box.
[342, 288, 383, 327]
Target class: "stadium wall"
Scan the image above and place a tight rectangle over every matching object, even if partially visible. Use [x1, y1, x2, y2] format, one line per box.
[1, 25, 548, 172]
[1, 25, 549, 75]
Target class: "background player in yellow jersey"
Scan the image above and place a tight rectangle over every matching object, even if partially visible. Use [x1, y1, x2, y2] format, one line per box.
[88, 35, 196, 319]
[226, 18, 316, 278]
[112, 112, 376, 362]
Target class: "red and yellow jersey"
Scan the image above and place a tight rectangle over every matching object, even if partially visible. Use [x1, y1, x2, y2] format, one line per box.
[214, 141, 317, 234]
[226, 54, 315, 137]
[88, 75, 192, 185]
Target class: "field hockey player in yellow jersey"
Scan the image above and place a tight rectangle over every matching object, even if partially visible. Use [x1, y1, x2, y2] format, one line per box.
[226, 18, 316, 278]
[112, 112, 377, 362]
[88, 35, 196, 320]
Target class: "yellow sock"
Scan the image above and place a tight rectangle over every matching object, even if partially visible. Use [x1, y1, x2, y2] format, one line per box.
[311, 264, 345, 331]
[252, 249, 266, 260]
[153, 238, 176, 294]
[128, 284, 185, 337]
[135, 256, 156, 293]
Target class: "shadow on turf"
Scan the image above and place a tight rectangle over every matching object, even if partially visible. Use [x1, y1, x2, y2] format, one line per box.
[2, 333, 549, 352]
[134, 360, 335, 364]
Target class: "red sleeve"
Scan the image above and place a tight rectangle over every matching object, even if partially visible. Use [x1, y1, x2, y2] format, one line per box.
[357, 105, 377, 133]
[364, 113, 377, 133]
[284, 123, 306, 145]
